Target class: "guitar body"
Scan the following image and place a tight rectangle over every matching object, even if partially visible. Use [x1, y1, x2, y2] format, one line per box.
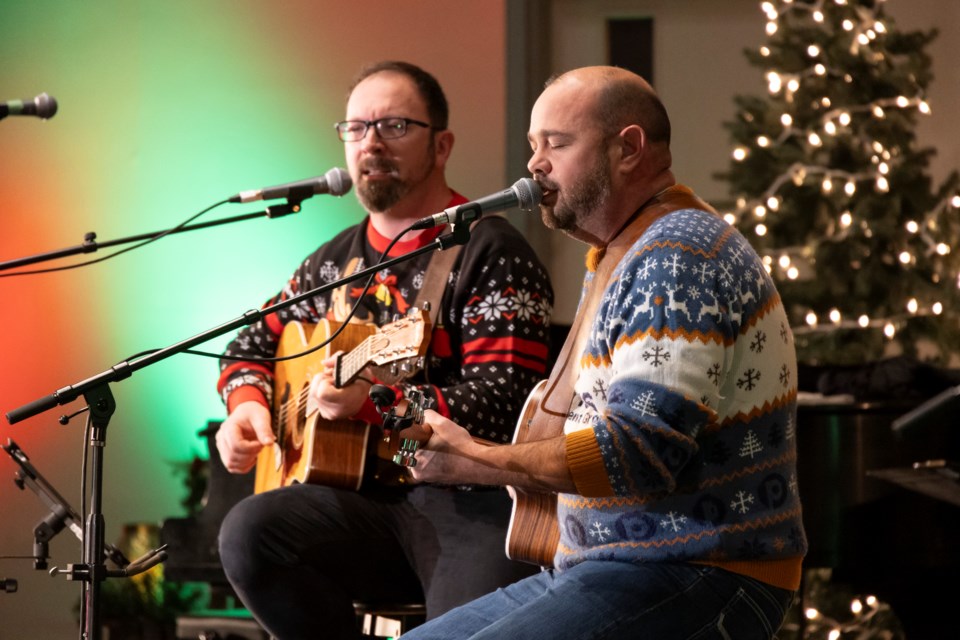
[255, 320, 376, 494]
[254, 307, 431, 494]
[505, 380, 562, 568]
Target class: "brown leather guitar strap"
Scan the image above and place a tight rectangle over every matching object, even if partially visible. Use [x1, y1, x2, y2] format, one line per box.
[412, 225, 465, 327]
[534, 185, 715, 437]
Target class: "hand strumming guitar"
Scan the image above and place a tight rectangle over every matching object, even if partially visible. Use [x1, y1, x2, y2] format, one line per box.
[216, 401, 275, 474]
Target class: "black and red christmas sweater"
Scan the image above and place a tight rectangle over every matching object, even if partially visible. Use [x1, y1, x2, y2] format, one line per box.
[217, 199, 553, 444]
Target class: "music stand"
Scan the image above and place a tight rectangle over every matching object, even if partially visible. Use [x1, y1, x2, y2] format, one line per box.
[866, 460, 960, 507]
[873, 383, 960, 506]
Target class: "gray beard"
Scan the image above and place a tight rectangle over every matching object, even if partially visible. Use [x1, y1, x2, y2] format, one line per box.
[542, 161, 611, 232]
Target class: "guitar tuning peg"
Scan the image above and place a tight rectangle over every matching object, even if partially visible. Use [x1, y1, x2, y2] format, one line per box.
[393, 439, 419, 468]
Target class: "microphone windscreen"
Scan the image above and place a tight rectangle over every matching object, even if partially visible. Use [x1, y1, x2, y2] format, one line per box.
[324, 167, 352, 196]
[514, 178, 542, 210]
[35, 93, 57, 119]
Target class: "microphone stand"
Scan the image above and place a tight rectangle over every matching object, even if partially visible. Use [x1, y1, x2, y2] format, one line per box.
[0, 200, 303, 272]
[4, 209, 478, 640]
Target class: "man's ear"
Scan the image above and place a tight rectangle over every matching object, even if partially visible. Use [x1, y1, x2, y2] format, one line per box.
[617, 124, 645, 172]
[434, 130, 455, 168]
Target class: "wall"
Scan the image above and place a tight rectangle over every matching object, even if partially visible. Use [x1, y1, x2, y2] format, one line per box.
[0, 1, 505, 636]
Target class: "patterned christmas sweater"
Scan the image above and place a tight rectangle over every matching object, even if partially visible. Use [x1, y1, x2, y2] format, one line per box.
[560, 193, 807, 591]
[218, 194, 553, 445]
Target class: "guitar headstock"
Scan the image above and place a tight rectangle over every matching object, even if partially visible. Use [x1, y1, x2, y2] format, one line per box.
[367, 306, 431, 365]
[369, 357, 425, 385]
[392, 388, 426, 468]
[369, 386, 427, 466]
[335, 304, 432, 387]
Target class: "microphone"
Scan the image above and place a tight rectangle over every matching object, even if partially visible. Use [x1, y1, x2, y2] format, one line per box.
[229, 167, 352, 203]
[0, 93, 58, 120]
[411, 178, 542, 230]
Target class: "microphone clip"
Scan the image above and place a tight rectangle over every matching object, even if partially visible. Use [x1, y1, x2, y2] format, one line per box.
[451, 202, 483, 227]
[265, 201, 303, 218]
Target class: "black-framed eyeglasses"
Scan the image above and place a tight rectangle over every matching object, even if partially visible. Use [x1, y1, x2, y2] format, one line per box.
[334, 117, 438, 142]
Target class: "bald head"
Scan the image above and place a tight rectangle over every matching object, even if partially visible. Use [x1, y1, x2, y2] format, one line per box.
[527, 65, 677, 245]
[546, 66, 671, 145]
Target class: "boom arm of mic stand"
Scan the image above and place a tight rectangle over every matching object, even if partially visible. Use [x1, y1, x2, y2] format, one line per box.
[0, 200, 303, 272]
[5, 225, 472, 425]
[106, 545, 168, 578]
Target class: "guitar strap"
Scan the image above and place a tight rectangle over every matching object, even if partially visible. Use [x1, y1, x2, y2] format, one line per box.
[411, 225, 463, 328]
[536, 185, 715, 434]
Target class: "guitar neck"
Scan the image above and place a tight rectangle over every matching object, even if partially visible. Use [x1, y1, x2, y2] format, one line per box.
[336, 336, 377, 387]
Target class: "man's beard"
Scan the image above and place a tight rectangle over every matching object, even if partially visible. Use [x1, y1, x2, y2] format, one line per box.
[356, 164, 405, 211]
[541, 158, 611, 232]
[356, 144, 436, 212]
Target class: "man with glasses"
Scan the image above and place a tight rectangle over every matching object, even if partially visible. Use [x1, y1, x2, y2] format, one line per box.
[214, 60, 552, 639]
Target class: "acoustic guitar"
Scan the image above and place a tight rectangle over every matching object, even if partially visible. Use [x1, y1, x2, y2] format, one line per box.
[504, 379, 561, 568]
[254, 306, 430, 494]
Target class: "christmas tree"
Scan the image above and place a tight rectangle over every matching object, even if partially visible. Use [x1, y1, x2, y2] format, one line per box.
[717, 0, 960, 366]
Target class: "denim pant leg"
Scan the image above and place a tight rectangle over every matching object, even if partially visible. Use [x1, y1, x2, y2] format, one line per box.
[401, 561, 796, 640]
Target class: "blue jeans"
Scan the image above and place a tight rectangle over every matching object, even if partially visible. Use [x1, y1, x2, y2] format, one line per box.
[401, 561, 796, 640]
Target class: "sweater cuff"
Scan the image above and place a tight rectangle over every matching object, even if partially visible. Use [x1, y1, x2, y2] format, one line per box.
[565, 429, 614, 497]
[226, 386, 268, 414]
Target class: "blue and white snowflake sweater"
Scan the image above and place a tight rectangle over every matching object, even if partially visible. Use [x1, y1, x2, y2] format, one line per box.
[560, 188, 807, 591]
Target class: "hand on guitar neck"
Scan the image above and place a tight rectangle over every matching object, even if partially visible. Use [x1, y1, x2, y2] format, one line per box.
[399, 408, 572, 493]
[308, 354, 373, 421]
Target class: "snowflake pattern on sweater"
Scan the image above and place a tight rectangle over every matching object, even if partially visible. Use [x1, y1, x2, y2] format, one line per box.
[558, 206, 807, 588]
[218, 210, 553, 444]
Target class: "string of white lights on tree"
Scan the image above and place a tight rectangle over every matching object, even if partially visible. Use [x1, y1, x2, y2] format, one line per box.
[718, 0, 960, 365]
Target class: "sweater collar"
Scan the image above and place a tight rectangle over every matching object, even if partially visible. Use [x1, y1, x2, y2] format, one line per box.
[365, 191, 469, 256]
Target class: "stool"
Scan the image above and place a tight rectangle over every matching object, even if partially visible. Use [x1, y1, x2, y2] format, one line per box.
[353, 601, 427, 638]
[176, 609, 269, 640]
